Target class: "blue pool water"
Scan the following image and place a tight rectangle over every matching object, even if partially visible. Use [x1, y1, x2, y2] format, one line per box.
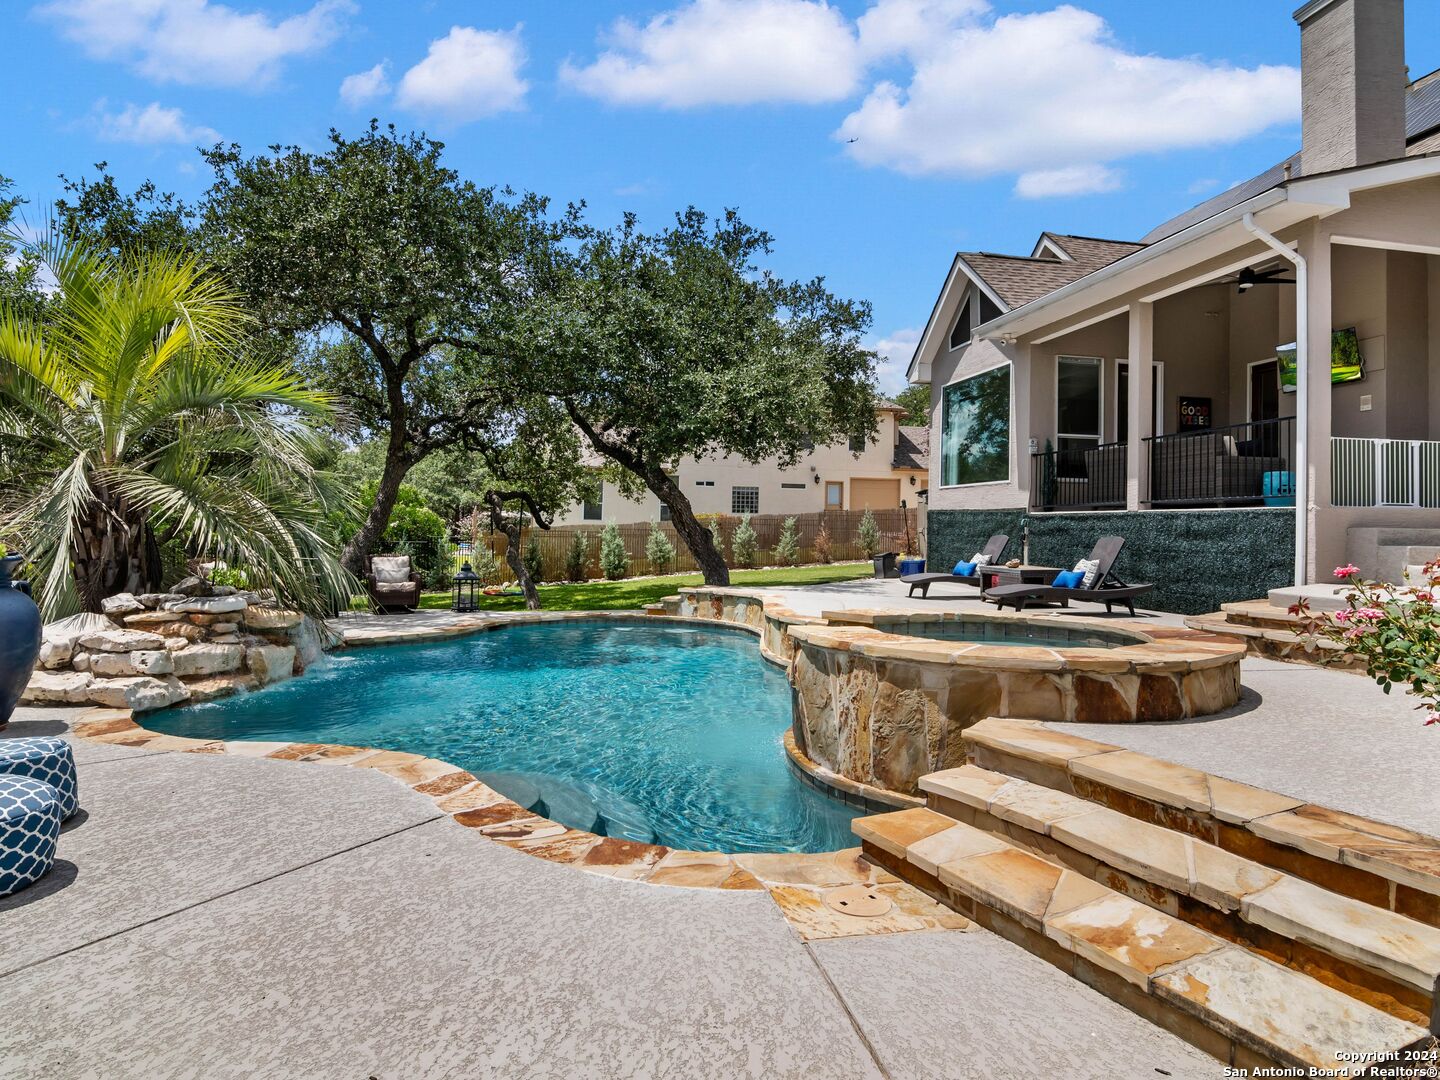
[145, 621, 859, 853]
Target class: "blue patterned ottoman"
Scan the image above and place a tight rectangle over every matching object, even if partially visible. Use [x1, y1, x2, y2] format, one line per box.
[0, 775, 61, 897]
[0, 737, 78, 819]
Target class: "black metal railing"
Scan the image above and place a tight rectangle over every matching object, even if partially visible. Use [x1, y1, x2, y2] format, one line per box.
[1146, 416, 1295, 508]
[1029, 441, 1128, 511]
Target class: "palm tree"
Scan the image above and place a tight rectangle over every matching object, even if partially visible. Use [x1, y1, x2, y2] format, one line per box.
[0, 229, 354, 619]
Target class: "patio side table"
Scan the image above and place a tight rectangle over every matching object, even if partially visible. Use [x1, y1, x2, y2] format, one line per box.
[980, 564, 1062, 602]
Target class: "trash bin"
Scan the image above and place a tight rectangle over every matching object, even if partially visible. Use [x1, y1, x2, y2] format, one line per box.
[898, 557, 925, 577]
[1262, 471, 1295, 507]
[873, 552, 899, 579]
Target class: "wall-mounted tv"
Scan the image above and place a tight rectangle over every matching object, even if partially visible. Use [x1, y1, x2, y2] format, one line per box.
[1277, 328, 1363, 392]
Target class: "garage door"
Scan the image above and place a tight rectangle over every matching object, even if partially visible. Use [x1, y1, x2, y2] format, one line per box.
[849, 478, 901, 510]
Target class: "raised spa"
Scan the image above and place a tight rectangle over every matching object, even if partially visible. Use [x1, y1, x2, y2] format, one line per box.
[144, 620, 858, 853]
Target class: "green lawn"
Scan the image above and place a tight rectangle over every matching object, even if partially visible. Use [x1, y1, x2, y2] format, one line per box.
[413, 561, 874, 612]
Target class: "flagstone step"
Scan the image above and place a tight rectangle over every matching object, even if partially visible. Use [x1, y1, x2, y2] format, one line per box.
[920, 763, 1439, 1026]
[1182, 608, 1363, 667]
[961, 717, 1440, 929]
[853, 808, 1432, 1076]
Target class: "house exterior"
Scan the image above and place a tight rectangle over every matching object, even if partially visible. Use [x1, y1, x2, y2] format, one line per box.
[909, 0, 1440, 613]
[553, 401, 928, 525]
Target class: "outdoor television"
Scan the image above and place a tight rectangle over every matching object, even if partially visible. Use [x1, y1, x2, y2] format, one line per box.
[1277, 328, 1363, 392]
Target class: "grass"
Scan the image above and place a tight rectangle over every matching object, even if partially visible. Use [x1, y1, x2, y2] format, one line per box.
[413, 561, 875, 612]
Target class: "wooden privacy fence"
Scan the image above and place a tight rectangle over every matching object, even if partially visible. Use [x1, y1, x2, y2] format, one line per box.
[451, 508, 919, 582]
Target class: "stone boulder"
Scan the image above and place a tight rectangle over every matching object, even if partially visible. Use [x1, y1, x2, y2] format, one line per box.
[21, 670, 94, 704]
[246, 644, 296, 686]
[100, 592, 146, 617]
[243, 606, 303, 631]
[187, 673, 258, 703]
[123, 610, 185, 627]
[88, 652, 138, 676]
[131, 650, 175, 676]
[171, 576, 206, 596]
[38, 638, 74, 669]
[137, 593, 183, 608]
[79, 628, 167, 653]
[170, 643, 244, 677]
[87, 675, 190, 712]
[164, 595, 248, 615]
[71, 652, 92, 672]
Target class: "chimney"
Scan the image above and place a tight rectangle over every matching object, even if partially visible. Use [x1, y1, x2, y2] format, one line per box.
[1295, 0, 1407, 174]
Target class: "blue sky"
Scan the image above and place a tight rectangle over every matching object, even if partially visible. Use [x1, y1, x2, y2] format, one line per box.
[7, 0, 1439, 392]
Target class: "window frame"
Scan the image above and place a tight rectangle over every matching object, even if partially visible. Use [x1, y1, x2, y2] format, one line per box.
[731, 485, 760, 515]
[938, 360, 1014, 489]
[1055, 354, 1105, 456]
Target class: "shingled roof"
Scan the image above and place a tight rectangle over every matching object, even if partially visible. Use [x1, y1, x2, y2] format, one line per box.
[893, 425, 929, 471]
[959, 234, 1146, 309]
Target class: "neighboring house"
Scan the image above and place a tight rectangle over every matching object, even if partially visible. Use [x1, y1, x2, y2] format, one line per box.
[553, 401, 928, 525]
[909, 0, 1440, 613]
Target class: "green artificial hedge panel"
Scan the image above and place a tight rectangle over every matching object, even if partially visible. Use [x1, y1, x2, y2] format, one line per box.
[925, 507, 1294, 615]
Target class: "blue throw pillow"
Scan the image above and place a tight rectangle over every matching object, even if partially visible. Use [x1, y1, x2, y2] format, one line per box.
[953, 560, 978, 577]
[1052, 570, 1085, 589]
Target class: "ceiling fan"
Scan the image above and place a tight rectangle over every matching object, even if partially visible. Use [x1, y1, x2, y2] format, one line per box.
[1235, 266, 1296, 292]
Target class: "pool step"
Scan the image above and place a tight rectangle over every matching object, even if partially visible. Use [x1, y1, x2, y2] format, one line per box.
[477, 771, 657, 844]
[961, 717, 1440, 929]
[853, 807, 1432, 1075]
[919, 763, 1440, 1028]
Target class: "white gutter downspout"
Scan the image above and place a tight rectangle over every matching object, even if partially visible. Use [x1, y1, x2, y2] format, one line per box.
[1242, 212, 1308, 586]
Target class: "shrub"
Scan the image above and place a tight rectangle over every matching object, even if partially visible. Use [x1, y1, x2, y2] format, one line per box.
[1296, 562, 1440, 727]
[599, 522, 628, 580]
[707, 515, 726, 563]
[857, 509, 882, 559]
[564, 531, 589, 582]
[645, 522, 675, 575]
[813, 524, 833, 564]
[468, 545, 501, 584]
[522, 534, 545, 584]
[731, 516, 757, 568]
[773, 516, 800, 567]
[206, 565, 250, 589]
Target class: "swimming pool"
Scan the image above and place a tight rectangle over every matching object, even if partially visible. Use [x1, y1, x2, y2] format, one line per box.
[144, 620, 859, 854]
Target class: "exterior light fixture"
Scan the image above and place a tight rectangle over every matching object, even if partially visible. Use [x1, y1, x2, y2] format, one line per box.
[813, 474, 821, 484]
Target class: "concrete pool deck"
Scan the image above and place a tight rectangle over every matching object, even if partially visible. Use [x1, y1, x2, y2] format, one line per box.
[0, 705, 1216, 1079]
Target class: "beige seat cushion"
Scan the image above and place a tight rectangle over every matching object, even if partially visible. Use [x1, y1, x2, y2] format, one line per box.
[372, 581, 416, 597]
[371, 556, 411, 584]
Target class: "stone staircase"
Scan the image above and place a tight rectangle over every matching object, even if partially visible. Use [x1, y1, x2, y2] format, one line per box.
[851, 717, 1439, 1075]
[1184, 598, 1364, 668]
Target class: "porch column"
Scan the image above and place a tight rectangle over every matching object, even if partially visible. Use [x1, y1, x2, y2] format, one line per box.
[1298, 226, 1332, 583]
[1125, 301, 1155, 511]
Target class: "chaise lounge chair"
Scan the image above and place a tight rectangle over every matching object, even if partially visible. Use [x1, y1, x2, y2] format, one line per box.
[901, 534, 1010, 598]
[985, 536, 1154, 617]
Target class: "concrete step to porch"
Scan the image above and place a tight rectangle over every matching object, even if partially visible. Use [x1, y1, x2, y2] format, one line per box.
[1182, 606, 1362, 667]
[919, 762, 1439, 1027]
[853, 807, 1432, 1075]
[960, 718, 1440, 929]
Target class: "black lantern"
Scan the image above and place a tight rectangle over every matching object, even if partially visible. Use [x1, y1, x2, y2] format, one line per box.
[452, 561, 481, 612]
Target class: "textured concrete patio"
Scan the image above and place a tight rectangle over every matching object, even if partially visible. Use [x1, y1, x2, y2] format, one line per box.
[0, 706, 1216, 1079]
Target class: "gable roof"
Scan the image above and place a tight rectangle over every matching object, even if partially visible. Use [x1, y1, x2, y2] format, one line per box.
[957, 234, 1145, 309]
[893, 425, 928, 471]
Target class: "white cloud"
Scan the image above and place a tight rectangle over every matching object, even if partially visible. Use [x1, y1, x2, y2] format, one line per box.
[560, 0, 863, 108]
[1015, 163, 1123, 199]
[855, 0, 985, 60]
[396, 26, 528, 121]
[871, 327, 922, 395]
[37, 0, 353, 88]
[340, 61, 391, 108]
[837, 5, 1298, 186]
[94, 100, 220, 145]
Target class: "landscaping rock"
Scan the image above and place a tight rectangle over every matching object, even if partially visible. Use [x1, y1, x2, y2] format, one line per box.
[150, 621, 206, 642]
[131, 650, 175, 676]
[172, 576, 206, 596]
[244, 606, 303, 631]
[246, 644, 296, 686]
[211, 585, 238, 596]
[71, 651, 91, 672]
[100, 592, 146, 616]
[210, 633, 241, 644]
[211, 622, 239, 634]
[187, 672, 258, 702]
[87, 675, 190, 712]
[170, 643, 244, 677]
[165, 595, 248, 615]
[163, 637, 190, 652]
[78, 628, 167, 653]
[88, 652, 140, 676]
[123, 610, 184, 627]
[37, 637, 74, 669]
[137, 592, 183, 608]
[21, 670, 94, 704]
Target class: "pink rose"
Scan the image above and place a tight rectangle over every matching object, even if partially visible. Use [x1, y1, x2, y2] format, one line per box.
[1334, 564, 1360, 578]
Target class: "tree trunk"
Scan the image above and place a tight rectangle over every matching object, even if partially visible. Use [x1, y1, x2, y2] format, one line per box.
[645, 467, 729, 586]
[486, 494, 540, 610]
[564, 403, 730, 586]
[70, 490, 164, 611]
[342, 437, 411, 576]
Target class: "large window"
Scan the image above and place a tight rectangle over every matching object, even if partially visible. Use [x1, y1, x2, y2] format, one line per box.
[1056, 356, 1103, 456]
[732, 486, 759, 514]
[940, 365, 1011, 486]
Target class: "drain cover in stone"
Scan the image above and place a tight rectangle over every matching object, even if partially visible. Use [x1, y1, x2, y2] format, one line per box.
[481, 821, 566, 840]
[823, 884, 893, 917]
